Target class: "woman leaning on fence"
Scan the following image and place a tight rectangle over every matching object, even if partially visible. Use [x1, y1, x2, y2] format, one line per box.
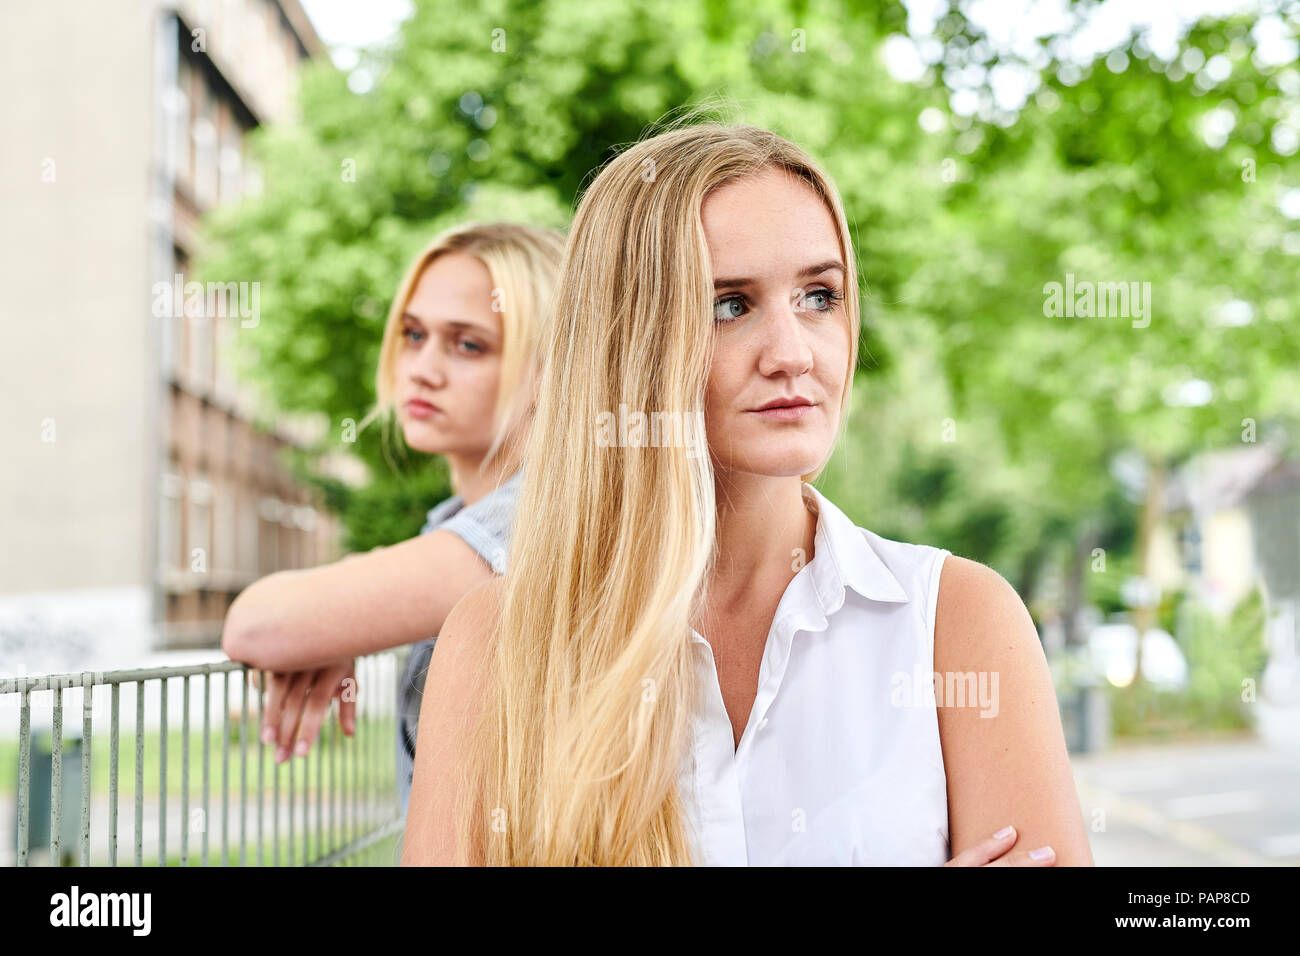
[220, 221, 563, 817]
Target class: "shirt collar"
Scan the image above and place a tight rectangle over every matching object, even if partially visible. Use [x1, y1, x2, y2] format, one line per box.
[800, 482, 911, 608]
[420, 493, 464, 534]
[689, 483, 910, 646]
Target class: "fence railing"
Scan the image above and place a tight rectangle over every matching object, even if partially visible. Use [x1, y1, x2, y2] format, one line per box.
[0, 650, 407, 866]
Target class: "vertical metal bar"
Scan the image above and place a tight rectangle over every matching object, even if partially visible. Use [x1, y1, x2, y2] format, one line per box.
[351, 677, 357, 851]
[16, 686, 30, 867]
[301, 712, 309, 864]
[288, 720, 295, 867]
[159, 676, 167, 866]
[273, 718, 280, 867]
[52, 684, 63, 866]
[134, 681, 144, 867]
[345, 696, 352, 851]
[109, 682, 119, 867]
[181, 675, 190, 866]
[364, 657, 371, 850]
[257, 670, 265, 867]
[329, 709, 336, 857]
[240, 668, 248, 866]
[202, 671, 210, 866]
[316, 698, 323, 862]
[222, 670, 230, 866]
[81, 675, 93, 866]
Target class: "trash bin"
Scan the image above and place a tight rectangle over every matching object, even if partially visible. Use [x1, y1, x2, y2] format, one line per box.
[13, 730, 82, 866]
[1079, 680, 1111, 753]
[1062, 679, 1110, 753]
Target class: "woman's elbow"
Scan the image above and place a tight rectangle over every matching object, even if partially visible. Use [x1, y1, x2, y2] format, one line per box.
[220, 596, 257, 664]
[221, 580, 284, 668]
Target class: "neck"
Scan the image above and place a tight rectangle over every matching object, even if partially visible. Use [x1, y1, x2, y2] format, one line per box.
[446, 450, 517, 505]
[701, 472, 816, 616]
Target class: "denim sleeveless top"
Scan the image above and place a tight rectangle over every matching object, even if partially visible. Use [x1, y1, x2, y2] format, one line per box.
[396, 470, 521, 818]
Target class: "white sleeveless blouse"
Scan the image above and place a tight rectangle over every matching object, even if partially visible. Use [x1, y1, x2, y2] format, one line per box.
[679, 482, 952, 865]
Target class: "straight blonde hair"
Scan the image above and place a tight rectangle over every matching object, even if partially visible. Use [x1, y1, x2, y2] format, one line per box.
[456, 120, 861, 865]
[361, 222, 566, 485]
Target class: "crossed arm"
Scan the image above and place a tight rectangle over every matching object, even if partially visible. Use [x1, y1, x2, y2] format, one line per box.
[401, 557, 1096, 866]
[935, 555, 1095, 866]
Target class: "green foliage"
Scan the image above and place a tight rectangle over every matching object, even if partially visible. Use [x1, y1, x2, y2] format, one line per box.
[201, 0, 940, 547]
[199, 0, 1300, 600]
[1112, 587, 1270, 738]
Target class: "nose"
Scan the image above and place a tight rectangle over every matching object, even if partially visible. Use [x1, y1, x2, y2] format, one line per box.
[755, 291, 814, 378]
[407, 339, 448, 390]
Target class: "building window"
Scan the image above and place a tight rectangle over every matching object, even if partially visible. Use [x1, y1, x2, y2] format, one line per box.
[192, 83, 218, 208]
[160, 469, 184, 573]
[188, 308, 213, 393]
[219, 136, 243, 205]
[171, 58, 192, 188]
[188, 474, 212, 578]
[258, 495, 281, 576]
[238, 488, 259, 578]
[213, 479, 235, 578]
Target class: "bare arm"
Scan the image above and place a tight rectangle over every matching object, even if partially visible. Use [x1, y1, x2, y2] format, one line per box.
[402, 577, 502, 866]
[221, 529, 496, 672]
[935, 555, 1095, 866]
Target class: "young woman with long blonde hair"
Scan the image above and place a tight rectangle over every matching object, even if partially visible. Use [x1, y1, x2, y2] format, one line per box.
[403, 124, 1094, 866]
[221, 221, 564, 815]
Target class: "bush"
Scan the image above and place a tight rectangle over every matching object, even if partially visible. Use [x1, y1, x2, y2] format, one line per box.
[1111, 587, 1269, 739]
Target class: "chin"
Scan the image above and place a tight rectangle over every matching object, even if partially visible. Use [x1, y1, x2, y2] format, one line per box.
[399, 422, 448, 455]
[715, 452, 828, 479]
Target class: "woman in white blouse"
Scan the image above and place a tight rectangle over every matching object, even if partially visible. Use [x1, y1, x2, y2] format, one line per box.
[403, 121, 1095, 866]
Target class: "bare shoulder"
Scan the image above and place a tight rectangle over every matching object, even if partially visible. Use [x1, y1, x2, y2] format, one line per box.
[934, 554, 1032, 648]
[440, 576, 505, 643]
[427, 576, 506, 683]
[401, 577, 504, 866]
[932, 554, 1095, 866]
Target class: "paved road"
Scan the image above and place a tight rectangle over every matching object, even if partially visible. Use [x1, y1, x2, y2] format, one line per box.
[1070, 712, 1300, 866]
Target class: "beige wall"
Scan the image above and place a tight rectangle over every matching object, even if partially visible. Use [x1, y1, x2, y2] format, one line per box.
[0, 1, 158, 593]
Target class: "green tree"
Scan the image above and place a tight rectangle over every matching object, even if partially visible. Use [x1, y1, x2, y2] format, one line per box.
[199, 0, 944, 550]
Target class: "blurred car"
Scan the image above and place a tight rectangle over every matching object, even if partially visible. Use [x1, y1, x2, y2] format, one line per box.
[1086, 622, 1189, 690]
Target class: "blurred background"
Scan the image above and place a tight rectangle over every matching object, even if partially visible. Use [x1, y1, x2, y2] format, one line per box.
[1, 0, 1297, 866]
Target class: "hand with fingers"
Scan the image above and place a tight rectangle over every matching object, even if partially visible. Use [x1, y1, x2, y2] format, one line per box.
[254, 660, 357, 763]
[943, 825, 1056, 866]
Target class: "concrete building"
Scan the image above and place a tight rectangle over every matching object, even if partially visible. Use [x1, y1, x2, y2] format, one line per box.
[1, 0, 342, 671]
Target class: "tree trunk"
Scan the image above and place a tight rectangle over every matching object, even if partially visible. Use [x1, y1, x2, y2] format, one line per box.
[1063, 523, 1097, 647]
[1131, 454, 1166, 687]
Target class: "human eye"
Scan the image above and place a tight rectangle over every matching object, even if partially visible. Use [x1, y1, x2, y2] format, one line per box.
[713, 295, 748, 323]
[456, 336, 486, 355]
[401, 326, 426, 346]
[799, 287, 844, 313]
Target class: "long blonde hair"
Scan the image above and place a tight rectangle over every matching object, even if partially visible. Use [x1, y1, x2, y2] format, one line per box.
[457, 121, 862, 865]
[361, 222, 566, 484]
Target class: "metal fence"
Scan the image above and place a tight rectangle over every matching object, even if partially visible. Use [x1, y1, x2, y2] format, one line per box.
[1, 651, 406, 866]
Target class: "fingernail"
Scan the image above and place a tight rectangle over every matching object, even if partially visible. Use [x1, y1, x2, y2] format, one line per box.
[1029, 846, 1054, 861]
[275, 746, 287, 763]
[993, 825, 1014, 839]
[294, 740, 310, 757]
[261, 726, 276, 746]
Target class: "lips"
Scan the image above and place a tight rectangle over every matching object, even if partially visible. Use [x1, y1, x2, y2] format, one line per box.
[406, 399, 441, 418]
[747, 397, 816, 422]
[750, 396, 814, 412]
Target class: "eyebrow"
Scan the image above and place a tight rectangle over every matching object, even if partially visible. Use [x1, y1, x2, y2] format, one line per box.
[401, 311, 497, 338]
[713, 259, 846, 290]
